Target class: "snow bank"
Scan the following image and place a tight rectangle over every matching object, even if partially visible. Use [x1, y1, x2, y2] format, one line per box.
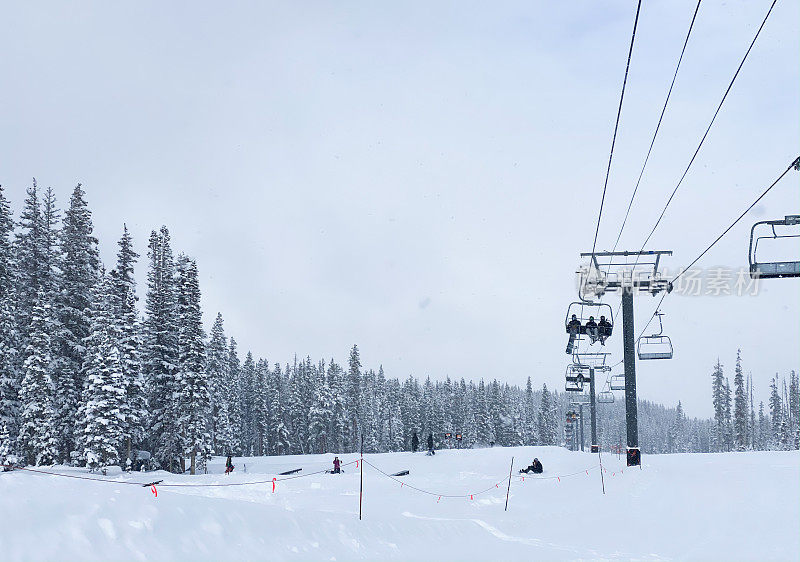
[0, 447, 797, 560]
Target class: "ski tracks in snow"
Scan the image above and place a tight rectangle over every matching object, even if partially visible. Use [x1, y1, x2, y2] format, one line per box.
[401, 511, 667, 561]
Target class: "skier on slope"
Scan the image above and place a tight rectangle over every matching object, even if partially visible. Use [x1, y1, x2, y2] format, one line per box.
[426, 433, 435, 455]
[332, 456, 341, 474]
[225, 456, 235, 474]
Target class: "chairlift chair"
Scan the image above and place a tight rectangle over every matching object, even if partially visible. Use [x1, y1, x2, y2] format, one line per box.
[598, 391, 615, 404]
[565, 301, 614, 354]
[748, 215, 800, 279]
[637, 312, 673, 360]
[609, 374, 626, 391]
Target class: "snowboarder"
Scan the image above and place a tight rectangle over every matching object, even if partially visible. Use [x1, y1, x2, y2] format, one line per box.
[332, 456, 341, 474]
[225, 456, 234, 474]
[585, 316, 599, 343]
[598, 315, 612, 344]
[411, 431, 419, 453]
[520, 458, 543, 474]
[426, 433, 435, 455]
[567, 314, 581, 334]
[566, 314, 582, 354]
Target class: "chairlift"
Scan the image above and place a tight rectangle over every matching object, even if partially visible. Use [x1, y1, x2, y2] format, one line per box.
[565, 380, 583, 392]
[565, 364, 591, 392]
[565, 302, 614, 354]
[637, 312, 673, 360]
[598, 391, 615, 404]
[609, 374, 625, 391]
[748, 215, 800, 279]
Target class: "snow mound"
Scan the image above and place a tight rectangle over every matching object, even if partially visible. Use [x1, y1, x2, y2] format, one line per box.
[1, 446, 797, 561]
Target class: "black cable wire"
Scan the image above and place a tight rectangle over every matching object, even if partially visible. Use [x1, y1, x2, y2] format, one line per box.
[671, 156, 799, 283]
[590, 0, 643, 259]
[636, 155, 798, 337]
[611, 0, 703, 254]
[635, 0, 778, 254]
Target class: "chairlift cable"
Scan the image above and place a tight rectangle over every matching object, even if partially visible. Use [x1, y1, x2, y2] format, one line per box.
[610, 0, 703, 255]
[590, 0, 643, 261]
[671, 156, 799, 284]
[607, 2, 778, 330]
[633, 0, 778, 255]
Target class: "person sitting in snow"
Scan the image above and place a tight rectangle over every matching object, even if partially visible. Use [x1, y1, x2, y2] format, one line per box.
[520, 458, 543, 474]
[225, 456, 234, 474]
[332, 456, 341, 474]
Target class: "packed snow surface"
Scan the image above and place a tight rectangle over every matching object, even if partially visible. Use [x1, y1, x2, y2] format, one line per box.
[1, 446, 797, 561]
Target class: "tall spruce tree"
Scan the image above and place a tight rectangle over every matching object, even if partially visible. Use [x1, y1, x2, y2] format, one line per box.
[347, 344, 362, 452]
[81, 274, 126, 470]
[537, 384, 557, 446]
[18, 293, 59, 465]
[176, 256, 211, 474]
[142, 227, 181, 471]
[53, 184, 99, 461]
[711, 359, 726, 452]
[206, 313, 232, 454]
[733, 350, 747, 451]
[0, 185, 19, 444]
[110, 226, 145, 464]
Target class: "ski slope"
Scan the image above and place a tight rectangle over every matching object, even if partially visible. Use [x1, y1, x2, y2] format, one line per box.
[1, 447, 797, 561]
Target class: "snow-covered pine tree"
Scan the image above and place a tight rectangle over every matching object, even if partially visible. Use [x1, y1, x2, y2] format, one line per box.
[711, 359, 726, 452]
[237, 351, 257, 456]
[110, 226, 144, 465]
[346, 344, 362, 452]
[0, 420, 12, 465]
[271, 363, 291, 454]
[18, 293, 59, 465]
[142, 227, 181, 471]
[253, 359, 270, 456]
[789, 371, 799, 449]
[308, 372, 333, 454]
[14, 183, 48, 355]
[326, 360, 347, 453]
[722, 378, 733, 451]
[81, 273, 126, 470]
[176, 256, 211, 475]
[733, 350, 747, 451]
[53, 184, 100, 462]
[0, 185, 20, 446]
[768, 377, 782, 450]
[667, 401, 686, 453]
[226, 338, 243, 454]
[756, 401, 768, 451]
[537, 383, 557, 446]
[205, 313, 231, 454]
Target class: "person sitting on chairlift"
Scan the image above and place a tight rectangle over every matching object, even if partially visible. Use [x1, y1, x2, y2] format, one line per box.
[585, 316, 599, 343]
[567, 314, 581, 334]
[598, 315, 611, 344]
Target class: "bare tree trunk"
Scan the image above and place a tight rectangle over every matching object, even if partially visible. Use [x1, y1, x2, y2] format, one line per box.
[190, 450, 196, 475]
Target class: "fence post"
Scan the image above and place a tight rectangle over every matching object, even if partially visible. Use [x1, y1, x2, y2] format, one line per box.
[359, 434, 364, 520]
[504, 457, 514, 511]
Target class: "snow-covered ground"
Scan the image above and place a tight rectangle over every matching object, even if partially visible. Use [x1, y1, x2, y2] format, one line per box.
[1, 447, 797, 561]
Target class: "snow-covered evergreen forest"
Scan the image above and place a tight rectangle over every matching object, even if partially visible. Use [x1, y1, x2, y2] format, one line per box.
[0, 183, 797, 472]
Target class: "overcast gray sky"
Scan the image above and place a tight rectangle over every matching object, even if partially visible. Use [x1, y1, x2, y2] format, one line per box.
[1, 0, 797, 418]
